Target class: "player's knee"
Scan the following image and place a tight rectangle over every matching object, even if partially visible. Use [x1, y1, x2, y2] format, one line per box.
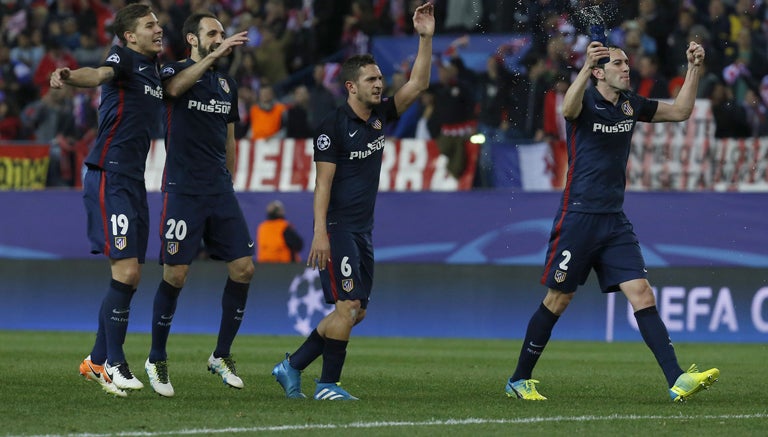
[336, 299, 362, 326]
[228, 257, 255, 283]
[353, 308, 367, 326]
[163, 265, 189, 288]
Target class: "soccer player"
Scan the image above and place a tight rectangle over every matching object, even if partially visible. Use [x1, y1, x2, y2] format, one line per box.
[271, 2, 435, 400]
[504, 40, 720, 402]
[50, 3, 164, 398]
[142, 13, 252, 397]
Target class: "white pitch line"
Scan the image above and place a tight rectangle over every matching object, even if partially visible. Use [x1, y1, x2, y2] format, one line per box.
[22, 413, 768, 437]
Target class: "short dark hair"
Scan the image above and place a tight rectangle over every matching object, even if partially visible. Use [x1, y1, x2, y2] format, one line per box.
[182, 12, 218, 48]
[340, 54, 377, 84]
[110, 3, 154, 45]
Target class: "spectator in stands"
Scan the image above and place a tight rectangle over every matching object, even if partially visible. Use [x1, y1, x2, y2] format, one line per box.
[250, 84, 287, 140]
[253, 25, 294, 86]
[341, 0, 377, 56]
[0, 95, 22, 140]
[710, 81, 751, 138]
[256, 200, 304, 263]
[73, 33, 106, 68]
[632, 54, 670, 98]
[284, 84, 313, 138]
[540, 75, 570, 189]
[0, 42, 36, 110]
[33, 39, 78, 98]
[10, 30, 44, 72]
[702, 0, 731, 75]
[664, 3, 698, 78]
[741, 88, 768, 137]
[307, 63, 338, 130]
[432, 58, 476, 179]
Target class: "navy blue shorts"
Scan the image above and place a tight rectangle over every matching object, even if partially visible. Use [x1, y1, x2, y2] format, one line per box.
[319, 231, 373, 309]
[83, 168, 149, 262]
[540, 211, 647, 293]
[159, 192, 254, 265]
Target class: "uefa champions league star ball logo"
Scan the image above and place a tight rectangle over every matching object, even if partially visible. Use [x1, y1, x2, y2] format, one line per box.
[287, 268, 334, 336]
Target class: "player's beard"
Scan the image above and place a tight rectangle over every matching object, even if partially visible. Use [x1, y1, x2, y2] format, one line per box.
[197, 42, 220, 59]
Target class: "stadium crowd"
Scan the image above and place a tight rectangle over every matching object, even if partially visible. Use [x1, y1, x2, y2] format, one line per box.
[2, 0, 768, 187]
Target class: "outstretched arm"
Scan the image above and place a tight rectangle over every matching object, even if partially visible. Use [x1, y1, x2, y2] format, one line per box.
[653, 41, 704, 122]
[50, 66, 114, 89]
[394, 2, 435, 115]
[164, 31, 249, 98]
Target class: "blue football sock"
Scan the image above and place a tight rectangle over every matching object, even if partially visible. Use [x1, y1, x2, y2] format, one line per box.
[319, 338, 348, 384]
[102, 279, 135, 365]
[289, 329, 325, 370]
[149, 280, 182, 362]
[634, 306, 683, 386]
[213, 278, 249, 358]
[511, 302, 559, 381]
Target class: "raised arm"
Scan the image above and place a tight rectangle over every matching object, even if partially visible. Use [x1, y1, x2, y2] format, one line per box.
[50, 66, 115, 89]
[394, 2, 434, 115]
[652, 41, 704, 122]
[562, 42, 608, 120]
[164, 31, 248, 98]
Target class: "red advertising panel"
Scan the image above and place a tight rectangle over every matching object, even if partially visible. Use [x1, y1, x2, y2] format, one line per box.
[145, 138, 478, 192]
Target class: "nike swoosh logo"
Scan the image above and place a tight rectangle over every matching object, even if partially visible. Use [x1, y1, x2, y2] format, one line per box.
[595, 104, 606, 110]
[160, 315, 173, 320]
[112, 309, 130, 314]
[236, 308, 245, 314]
[139, 65, 148, 71]
[248, 241, 254, 248]
[348, 130, 359, 137]
[105, 366, 114, 382]
[87, 362, 102, 379]
[529, 342, 545, 348]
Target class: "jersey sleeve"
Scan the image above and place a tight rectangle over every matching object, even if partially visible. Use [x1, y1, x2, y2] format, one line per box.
[160, 60, 188, 82]
[226, 76, 239, 124]
[636, 94, 659, 122]
[381, 96, 399, 122]
[102, 45, 132, 82]
[313, 110, 340, 163]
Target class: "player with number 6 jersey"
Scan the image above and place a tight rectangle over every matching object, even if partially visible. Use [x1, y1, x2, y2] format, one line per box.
[271, 2, 436, 401]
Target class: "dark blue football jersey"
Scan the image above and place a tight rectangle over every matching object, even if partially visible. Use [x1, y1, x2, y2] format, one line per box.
[314, 98, 398, 232]
[85, 45, 163, 181]
[561, 86, 658, 213]
[160, 59, 239, 194]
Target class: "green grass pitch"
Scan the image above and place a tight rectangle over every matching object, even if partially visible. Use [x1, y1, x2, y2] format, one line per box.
[1, 331, 766, 436]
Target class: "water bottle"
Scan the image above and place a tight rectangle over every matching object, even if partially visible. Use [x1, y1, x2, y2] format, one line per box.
[590, 24, 609, 65]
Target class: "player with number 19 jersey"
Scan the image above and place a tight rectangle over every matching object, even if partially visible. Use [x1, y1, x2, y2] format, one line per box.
[85, 45, 163, 181]
[83, 45, 163, 261]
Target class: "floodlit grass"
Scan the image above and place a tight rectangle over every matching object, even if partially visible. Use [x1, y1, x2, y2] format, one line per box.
[1, 331, 766, 436]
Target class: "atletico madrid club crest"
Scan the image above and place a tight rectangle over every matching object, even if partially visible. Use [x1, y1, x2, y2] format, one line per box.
[554, 270, 567, 283]
[621, 101, 633, 116]
[342, 279, 354, 292]
[372, 119, 382, 130]
[219, 78, 230, 93]
[167, 241, 179, 255]
[114, 236, 127, 251]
